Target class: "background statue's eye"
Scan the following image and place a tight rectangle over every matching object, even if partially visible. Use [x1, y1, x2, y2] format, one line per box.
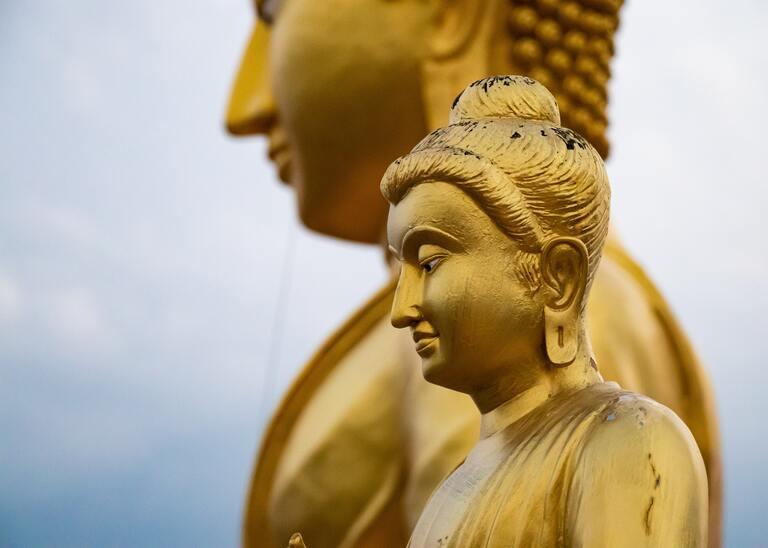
[256, 0, 282, 24]
[422, 257, 443, 273]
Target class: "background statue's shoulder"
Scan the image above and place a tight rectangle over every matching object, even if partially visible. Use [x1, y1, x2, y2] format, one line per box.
[244, 282, 412, 547]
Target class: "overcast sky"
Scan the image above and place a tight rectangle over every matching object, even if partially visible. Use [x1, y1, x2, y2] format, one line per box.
[1, 0, 767, 546]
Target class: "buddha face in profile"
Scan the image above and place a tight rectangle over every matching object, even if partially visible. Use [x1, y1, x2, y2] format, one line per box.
[383, 76, 610, 409]
[227, 1, 620, 243]
[227, 0, 431, 242]
[387, 181, 546, 396]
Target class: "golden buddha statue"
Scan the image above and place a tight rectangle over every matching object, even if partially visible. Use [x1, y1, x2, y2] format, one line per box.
[226, 1, 720, 546]
[383, 75, 708, 547]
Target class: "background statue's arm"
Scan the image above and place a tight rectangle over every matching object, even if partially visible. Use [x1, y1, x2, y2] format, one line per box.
[568, 400, 709, 546]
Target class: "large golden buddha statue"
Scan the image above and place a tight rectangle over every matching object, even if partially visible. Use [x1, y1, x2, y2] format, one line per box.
[383, 75, 708, 547]
[226, 1, 721, 546]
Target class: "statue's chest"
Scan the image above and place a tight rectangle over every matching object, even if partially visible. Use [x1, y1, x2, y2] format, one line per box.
[407, 431, 570, 548]
[408, 455, 503, 547]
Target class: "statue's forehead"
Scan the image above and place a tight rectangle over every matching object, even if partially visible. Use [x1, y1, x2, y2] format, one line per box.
[387, 182, 499, 251]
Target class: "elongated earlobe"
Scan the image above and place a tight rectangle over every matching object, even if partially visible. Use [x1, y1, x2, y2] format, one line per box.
[541, 237, 589, 366]
[544, 307, 578, 366]
[421, 0, 498, 130]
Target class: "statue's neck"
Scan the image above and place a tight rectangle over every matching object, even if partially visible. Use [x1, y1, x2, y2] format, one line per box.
[479, 382, 552, 439]
[477, 344, 603, 439]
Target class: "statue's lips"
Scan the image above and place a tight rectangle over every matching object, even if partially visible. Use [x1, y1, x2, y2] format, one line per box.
[413, 329, 439, 354]
[415, 337, 438, 355]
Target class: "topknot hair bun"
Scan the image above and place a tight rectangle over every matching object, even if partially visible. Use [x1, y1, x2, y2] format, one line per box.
[449, 75, 561, 125]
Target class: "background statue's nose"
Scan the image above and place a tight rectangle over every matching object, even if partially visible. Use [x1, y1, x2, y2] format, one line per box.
[226, 20, 276, 136]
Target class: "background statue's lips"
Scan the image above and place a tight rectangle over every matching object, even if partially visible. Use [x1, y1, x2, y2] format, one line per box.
[267, 125, 292, 184]
[270, 147, 291, 184]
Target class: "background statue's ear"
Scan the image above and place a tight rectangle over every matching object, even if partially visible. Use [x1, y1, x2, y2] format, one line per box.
[541, 237, 589, 367]
[422, 0, 501, 130]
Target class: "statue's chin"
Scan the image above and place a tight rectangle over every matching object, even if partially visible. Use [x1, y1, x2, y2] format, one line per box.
[421, 355, 453, 389]
[422, 355, 477, 396]
[295, 187, 388, 244]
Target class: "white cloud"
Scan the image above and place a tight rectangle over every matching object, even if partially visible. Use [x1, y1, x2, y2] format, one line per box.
[0, 272, 22, 324]
[46, 287, 113, 353]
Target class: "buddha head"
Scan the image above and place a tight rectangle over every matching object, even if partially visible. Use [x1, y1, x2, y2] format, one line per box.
[227, 0, 621, 244]
[383, 76, 609, 408]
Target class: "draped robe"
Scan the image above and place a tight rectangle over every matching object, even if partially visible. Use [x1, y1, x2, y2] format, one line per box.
[408, 382, 708, 548]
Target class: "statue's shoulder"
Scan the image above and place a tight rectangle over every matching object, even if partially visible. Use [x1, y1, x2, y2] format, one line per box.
[580, 386, 706, 480]
[566, 387, 709, 544]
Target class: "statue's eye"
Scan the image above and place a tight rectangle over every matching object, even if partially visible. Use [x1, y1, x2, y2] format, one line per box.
[421, 256, 444, 274]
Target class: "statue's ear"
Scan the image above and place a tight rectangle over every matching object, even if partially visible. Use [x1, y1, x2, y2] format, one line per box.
[540, 237, 589, 367]
[422, 0, 501, 130]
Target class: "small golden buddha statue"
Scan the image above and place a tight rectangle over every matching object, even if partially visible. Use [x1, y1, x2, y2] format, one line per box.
[226, 1, 720, 546]
[383, 75, 708, 547]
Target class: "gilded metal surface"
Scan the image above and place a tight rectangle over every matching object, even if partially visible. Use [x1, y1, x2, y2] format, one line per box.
[382, 76, 707, 546]
[226, 1, 721, 546]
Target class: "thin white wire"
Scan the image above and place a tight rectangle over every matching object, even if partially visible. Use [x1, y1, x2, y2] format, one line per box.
[258, 220, 296, 426]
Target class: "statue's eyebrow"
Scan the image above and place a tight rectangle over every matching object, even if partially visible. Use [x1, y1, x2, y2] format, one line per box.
[400, 225, 463, 258]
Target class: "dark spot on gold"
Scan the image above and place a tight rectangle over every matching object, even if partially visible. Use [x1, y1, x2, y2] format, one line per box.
[644, 497, 655, 535]
[552, 127, 588, 151]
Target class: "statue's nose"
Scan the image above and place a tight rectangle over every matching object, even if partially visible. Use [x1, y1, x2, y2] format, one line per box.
[226, 20, 276, 136]
[391, 277, 422, 329]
